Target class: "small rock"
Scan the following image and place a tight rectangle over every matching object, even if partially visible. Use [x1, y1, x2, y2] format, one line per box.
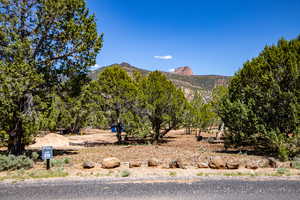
[268, 157, 278, 168]
[226, 160, 240, 169]
[197, 162, 209, 168]
[148, 158, 160, 167]
[129, 161, 142, 168]
[246, 161, 259, 170]
[102, 157, 120, 169]
[82, 161, 95, 169]
[209, 156, 226, 169]
[169, 159, 185, 169]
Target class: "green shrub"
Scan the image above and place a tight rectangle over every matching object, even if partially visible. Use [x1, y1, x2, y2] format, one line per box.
[0, 155, 33, 171]
[63, 157, 71, 164]
[276, 168, 290, 175]
[120, 170, 130, 177]
[169, 171, 177, 177]
[31, 152, 39, 161]
[49, 158, 71, 167]
[0, 130, 9, 147]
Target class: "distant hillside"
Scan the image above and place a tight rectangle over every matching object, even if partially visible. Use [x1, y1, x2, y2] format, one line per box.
[89, 62, 231, 100]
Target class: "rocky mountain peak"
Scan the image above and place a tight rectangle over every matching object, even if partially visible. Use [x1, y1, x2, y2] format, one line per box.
[174, 66, 193, 76]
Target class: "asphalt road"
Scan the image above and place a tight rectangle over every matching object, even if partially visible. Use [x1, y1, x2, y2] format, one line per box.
[0, 177, 300, 200]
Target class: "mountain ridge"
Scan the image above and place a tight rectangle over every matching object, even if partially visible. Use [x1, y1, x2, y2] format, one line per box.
[89, 62, 231, 100]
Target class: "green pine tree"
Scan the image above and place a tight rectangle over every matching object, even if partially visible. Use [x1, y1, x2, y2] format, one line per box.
[93, 65, 138, 143]
[218, 36, 300, 160]
[0, 0, 102, 155]
[140, 71, 189, 144]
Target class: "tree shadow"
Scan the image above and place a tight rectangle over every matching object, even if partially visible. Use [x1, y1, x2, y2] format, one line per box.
[0, 148, 79, 157]
[214, 149, 275, 157]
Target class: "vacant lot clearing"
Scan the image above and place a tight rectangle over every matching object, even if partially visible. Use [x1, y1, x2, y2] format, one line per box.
[30, 129, 267, 166]
[1, 129, 299, 181]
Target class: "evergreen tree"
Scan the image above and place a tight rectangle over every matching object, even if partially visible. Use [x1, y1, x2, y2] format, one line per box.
[94, 65, 138, 143]
[0, 0, 102, 155]
[140, 71, 188, 143]
[218, 37, 300, 160]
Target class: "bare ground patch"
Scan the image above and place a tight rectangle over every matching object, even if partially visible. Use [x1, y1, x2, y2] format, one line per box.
[1, 129, 299, 181]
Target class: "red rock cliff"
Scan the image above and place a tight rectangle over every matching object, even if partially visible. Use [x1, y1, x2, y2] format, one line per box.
[174, 66, 193, 76]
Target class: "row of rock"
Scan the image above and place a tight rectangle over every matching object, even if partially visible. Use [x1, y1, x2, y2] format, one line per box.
[83, 157, 121, 169]
[198, 157, 251, 169]
[197, 156, 291, 170]
[82, 156, 289, 170]
[83, 157, 185, 169]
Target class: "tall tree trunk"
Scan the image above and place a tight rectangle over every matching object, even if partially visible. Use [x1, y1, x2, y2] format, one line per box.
[152, 122, 160, 144]
[8, 126, 25, 155]
[116, 122, 122, 144]
[8, 92, 33, 155]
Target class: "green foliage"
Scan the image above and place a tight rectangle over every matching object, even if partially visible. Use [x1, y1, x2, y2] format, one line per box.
[140, 71, 189, 143]
[276, 168, 290, 176]
[55, 86, 106, 133]
[0, 62, 43, 153]
[120, 170, 130, 177]
[184, 90, 221, 134]
[218, 37, 300, 160]
[0, 155, 33, 171]
[50, 158, 71, 167]
[0, 0, 102, 154]
[89, 68, 189, 143]
[0, 130, 9, 147]
[92, 65, 138, 142]
[31, 152, 39, 162]
[168, 171, 177, 177]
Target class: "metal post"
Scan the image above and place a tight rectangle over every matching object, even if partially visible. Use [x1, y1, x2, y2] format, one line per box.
[46, 159, 50, 170]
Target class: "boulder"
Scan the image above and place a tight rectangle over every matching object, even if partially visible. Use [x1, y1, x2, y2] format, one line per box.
[82, 161, 95, 169]
[226, 160, 240, 169]
[197, 162, 209, 168]
[129, 161, 142, 168]
[101, 157, 120, 169]
[246, 161, 259, 170]
[148, 158, 160, 167]
[209, 156, 226, 169]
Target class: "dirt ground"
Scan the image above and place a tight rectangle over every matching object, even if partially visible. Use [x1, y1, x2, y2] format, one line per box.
[32, 129, 271, 168]
[1, 129, 300, 180]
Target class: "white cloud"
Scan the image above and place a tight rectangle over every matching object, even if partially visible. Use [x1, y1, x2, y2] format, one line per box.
[90, 64, 100, 70]
[169, 68, 175, 72]
[154, 55, 173, 60]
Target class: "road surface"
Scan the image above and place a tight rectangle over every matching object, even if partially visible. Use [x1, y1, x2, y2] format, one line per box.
[0, 177, 300, 200]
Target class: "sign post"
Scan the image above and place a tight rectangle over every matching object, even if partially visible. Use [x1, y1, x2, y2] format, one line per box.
[42, 146, 53, 170]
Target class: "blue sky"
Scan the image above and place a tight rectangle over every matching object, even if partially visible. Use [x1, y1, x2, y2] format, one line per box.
[86, 0, 300, 76]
